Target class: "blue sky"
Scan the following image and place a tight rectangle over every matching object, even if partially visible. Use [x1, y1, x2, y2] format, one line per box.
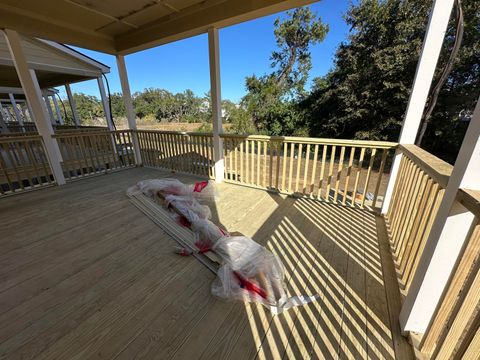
[60, 0, 352, 103]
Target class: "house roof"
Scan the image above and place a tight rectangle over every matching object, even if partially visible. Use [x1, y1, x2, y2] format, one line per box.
[0, 33, 110, 88]
[0, 0, 317, 55]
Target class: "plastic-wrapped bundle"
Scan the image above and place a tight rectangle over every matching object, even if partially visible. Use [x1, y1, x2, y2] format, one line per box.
[164, 194, 212, 220]
[211, 236, 317, 314]
[127, 178, 218, 199]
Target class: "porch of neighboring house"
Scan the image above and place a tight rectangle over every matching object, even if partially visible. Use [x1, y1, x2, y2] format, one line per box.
[0, 167, 411, 359]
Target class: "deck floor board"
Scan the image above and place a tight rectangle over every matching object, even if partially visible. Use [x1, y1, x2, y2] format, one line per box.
[0, 167, 412, 359]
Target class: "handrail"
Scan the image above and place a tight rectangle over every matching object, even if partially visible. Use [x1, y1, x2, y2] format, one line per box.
[0, 135, 43, 143]
[457, 188, 480, 216]
[399, 144, 452, 188]
[221, 133, 398, 149]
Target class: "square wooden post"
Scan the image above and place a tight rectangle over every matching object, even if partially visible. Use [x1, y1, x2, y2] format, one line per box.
[97, 76, 114, 130]
[208, 27, 224, 183]
[65, 84, 80, 126]
[4, 29, 65, 184]
[116, 55, 142, 166]
[382, 0, 455, 214]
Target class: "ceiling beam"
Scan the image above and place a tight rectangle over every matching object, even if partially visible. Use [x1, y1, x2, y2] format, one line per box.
[115, 0, 318, 54]
[0, 4, 116, 54]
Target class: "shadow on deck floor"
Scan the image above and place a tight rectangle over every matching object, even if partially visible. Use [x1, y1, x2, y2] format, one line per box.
[0, 167, 412, 359]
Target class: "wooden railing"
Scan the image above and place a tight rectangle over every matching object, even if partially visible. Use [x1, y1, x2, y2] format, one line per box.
[136, 130, 215, 179]
[418, 190, 480, 359]
[1, 123, 109, 134]
[385, 144, 451, 294]
[54, 130, 135, 180]
[0, 135, 54, 195]
[221, 134, 397, 209]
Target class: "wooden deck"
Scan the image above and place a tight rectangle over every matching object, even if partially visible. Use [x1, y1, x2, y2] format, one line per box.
[0, 167, 412, 359]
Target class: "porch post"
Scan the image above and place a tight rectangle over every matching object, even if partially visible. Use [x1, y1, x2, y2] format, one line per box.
[400, 95, 480, 333]
[65, 84, 80, 126]
[8, 93, 24, 126]
[52, 95, 64, 125]
[382, 0, 455, 213]
[208, 27, 224, 183]
[43, 94, 56, 125]
[97, 76, 114, 130]
[116, 55, 142, 165]
[4, 29, 65, 184]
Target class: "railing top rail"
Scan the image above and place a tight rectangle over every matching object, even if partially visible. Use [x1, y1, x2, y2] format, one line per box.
[0, 135, 43, 143]
[457, 189, 480, 216]
[399, 144, 453, 188]
[220, 133, 398, 148]
[52, 129, 132, 138]
[135, 129, 212, 137]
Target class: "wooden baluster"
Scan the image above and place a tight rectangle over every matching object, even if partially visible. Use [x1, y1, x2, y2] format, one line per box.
[13, 140, 30, 188]
[227, 138, 232, 181]
[275, 141, 281, 190]
[334, 146, 345, 203]
[326, 145, 336, 202]
[281, 142, 288, 192]
[239, 141, 244, 183]
[302, 143, 310, 195]
[24, 139, 42, 185]
[351, 147, 366, 207]
[245, 140, 249, 184]
[256, 140, 262, 186]
[0, 143, 17, 191]
[317, 145, 327, 199]
[52, 137, 64, 179]
[287, 142, 295, 193]
[342, 147, 356, 206]
[372, 149, 388, 208]
[361, 148, 377, 208]
[99, 133, 110, 171]
[252, 140, 256, 186]
[310, 144, 319, 195]
[269, 140, 274, 189]
[295, 143, 303, 193]
[78, 135, 89, 175]
[262, 140, 267, 187]
[38, 140, 54, 184]
[391, 159, 416, 238]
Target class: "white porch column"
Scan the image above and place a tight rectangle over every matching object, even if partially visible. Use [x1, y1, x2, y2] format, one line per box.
[65, 84, 80, 126]
[382, 0, 455, 213]
[116, 55, 142, 165]
[52, 95, 64, 125]
[4, 29, 65, 184]
[97, 76, 114, 130]
[8, 93, 24, 126]
[400, 95, 480, 333]
[208, 27, 224, 183]
[43, 94, 56, 125]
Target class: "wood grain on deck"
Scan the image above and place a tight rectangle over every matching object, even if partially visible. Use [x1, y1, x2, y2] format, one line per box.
[0, 167, 412, 359]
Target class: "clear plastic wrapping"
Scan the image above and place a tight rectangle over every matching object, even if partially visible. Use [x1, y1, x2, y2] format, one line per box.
[211, 236, 317, 313]
[127, 178, 217, 200]
[128, 178, 316, 314]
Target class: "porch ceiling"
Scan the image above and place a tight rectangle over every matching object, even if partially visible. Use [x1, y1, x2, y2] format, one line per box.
[0, 0, 318, 55]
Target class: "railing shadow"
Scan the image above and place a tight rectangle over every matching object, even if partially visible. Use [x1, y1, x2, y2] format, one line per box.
[237, 192, 397, 359]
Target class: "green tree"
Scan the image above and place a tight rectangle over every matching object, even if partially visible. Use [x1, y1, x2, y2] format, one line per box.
[110, 92, 126, 119]
[242, 6, 329, 135]
[301, 0, 479, 163]
[73, 93, 104, 123]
